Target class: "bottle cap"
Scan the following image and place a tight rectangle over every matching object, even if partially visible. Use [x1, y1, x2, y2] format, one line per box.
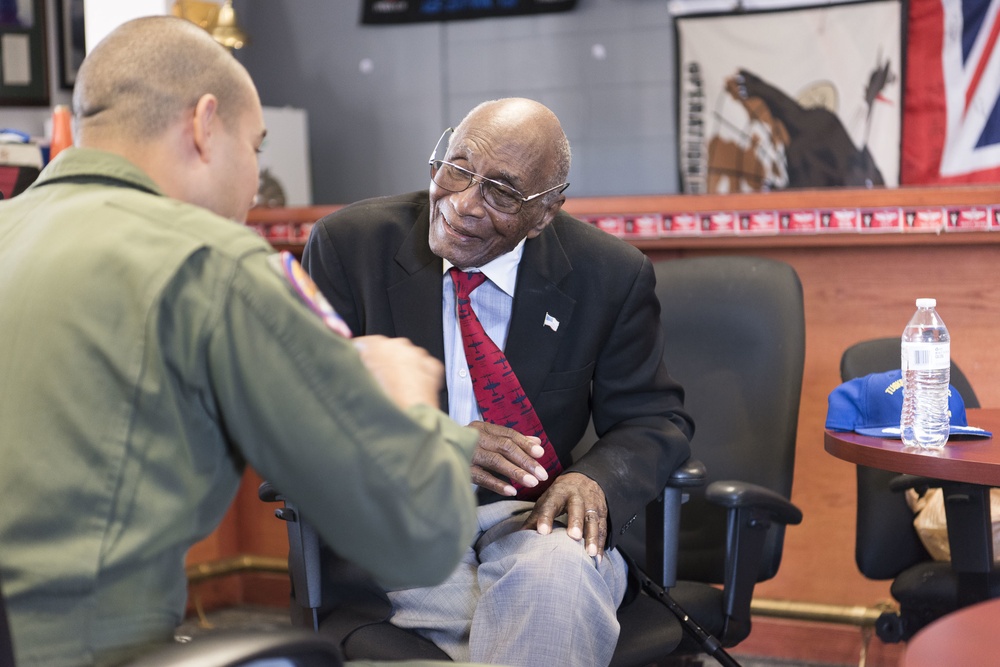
[916, 298, 936, 308]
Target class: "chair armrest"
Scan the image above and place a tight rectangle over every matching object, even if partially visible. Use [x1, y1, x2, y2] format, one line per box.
[888, 474, 945, 495]
[705, 480, 802, 643]
[706, 481, 802, 526]
[646, 459, 708, 589]
[258, 480, 282, 503]
[257, 481, 324, 628]
[668, 458, 708, 487]
[127, 630, 344, 667]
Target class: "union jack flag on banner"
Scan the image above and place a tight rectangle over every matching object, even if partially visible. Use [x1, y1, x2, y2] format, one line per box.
[902, 0, 1000, 184]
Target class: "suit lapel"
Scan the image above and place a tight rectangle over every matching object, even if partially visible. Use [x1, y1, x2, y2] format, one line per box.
[387, 205, 445, 362]
[387, 210, 449, 409]
[505, 222, 576, 402]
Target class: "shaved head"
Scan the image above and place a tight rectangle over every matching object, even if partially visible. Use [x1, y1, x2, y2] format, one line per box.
[69, 15, 267, 222]
[73, 16, 255, 143]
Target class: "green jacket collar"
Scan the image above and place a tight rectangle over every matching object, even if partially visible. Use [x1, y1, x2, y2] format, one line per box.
[32, 147, 164, 196]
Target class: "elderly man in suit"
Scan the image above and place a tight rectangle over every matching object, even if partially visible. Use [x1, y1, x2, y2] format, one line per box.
[302, 98, 694, 667]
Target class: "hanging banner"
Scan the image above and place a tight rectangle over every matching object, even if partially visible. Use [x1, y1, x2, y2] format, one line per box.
[361, 0, 577, 24]
[675, 1, 902, 194]
[901, 0, 1000, 185]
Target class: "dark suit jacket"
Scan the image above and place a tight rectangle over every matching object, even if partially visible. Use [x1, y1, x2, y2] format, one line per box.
[302, 191, 693, 549]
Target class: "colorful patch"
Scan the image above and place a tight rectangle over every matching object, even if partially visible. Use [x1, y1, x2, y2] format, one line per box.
[269, 251, 353, 338]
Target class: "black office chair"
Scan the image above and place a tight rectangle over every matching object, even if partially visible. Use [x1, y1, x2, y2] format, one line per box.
[638, 255, 805, 660]
[840, 338, 979, 406]
[263, 255, 804, 666]
[0, 570, 343, 667]
[841, 337, 994, 642]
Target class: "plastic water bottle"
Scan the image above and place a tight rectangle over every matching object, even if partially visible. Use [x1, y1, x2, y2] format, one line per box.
[900, 298, 950, 449]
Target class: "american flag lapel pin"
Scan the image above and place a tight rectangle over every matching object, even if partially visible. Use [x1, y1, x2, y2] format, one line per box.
[543, 312, 560, 331]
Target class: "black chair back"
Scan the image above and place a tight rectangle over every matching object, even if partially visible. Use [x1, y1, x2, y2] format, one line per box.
[655, 256, 804, 584]
[613, 255, 806, 656]
[840, 337, 979, 408]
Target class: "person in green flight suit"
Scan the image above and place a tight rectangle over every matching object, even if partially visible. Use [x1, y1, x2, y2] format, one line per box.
[0, 15, 488, 667]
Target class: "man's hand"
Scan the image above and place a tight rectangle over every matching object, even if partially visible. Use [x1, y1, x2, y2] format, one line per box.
[523, 472, 609, 562]
[353, 335, 443, 410]
[467, 421, 548, 496]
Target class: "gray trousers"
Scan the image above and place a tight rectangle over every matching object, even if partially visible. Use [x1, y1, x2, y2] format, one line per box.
[386, 500, 629, 667]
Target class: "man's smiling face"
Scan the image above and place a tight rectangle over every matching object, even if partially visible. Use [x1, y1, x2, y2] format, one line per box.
[427, 102, 564, 270]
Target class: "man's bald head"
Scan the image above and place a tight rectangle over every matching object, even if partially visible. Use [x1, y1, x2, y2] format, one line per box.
[73, 16, 255, 145]
[457, 98, 572, 190]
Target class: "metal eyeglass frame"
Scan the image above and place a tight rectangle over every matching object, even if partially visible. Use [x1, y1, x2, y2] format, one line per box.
[427, 128, 569, 214]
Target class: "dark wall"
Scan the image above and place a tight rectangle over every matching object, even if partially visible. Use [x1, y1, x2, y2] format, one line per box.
[234, 0, 678, 205]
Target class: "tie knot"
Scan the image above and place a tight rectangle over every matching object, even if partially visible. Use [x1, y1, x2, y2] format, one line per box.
[449, 267, 488, 298]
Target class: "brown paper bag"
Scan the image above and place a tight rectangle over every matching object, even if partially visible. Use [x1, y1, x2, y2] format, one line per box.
[906, 487, 1000, 562]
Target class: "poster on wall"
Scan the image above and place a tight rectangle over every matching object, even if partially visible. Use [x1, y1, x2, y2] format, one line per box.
[902, 0, 1000, 185]
[361, 0, 577, 24]
[675, 0, 902, 194]
[0, 0, 48, 106]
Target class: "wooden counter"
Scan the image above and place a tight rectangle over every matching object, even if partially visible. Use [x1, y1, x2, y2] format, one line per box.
[190, 185, 1000, 640]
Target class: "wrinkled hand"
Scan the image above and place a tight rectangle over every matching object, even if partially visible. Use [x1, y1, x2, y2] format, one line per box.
[523, 472, 609, 562]
[353, 335, 443, 410]
[467, 421, 548, 497]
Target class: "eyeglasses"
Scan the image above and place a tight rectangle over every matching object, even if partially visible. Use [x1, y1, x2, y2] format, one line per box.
[428, 128, 569, 215]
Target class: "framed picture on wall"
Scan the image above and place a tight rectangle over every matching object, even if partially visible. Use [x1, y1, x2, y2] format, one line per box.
[56, 0, 84, 89]
[675, 0, 902, 194]
[0, 0, 48, 106]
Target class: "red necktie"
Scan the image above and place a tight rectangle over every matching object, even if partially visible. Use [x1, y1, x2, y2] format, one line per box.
[450, 268, 563, 499]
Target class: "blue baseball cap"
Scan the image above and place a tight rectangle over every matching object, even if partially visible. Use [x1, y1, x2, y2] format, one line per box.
[826, 369, 991, 438]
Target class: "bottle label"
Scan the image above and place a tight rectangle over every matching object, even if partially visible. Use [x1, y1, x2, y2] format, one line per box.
[901, 342, 950, 371]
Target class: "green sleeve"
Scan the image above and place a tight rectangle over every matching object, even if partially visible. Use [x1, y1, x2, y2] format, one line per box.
[205, 249, 478, 589]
